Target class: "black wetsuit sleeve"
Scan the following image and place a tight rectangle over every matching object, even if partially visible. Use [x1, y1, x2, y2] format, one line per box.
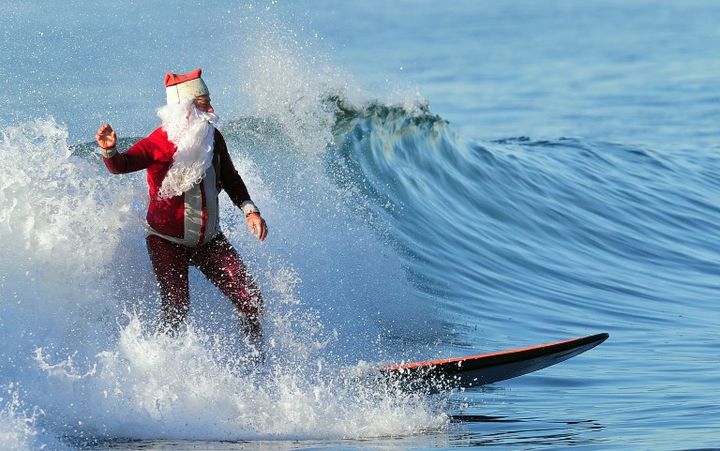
[215, 129, 253, 208]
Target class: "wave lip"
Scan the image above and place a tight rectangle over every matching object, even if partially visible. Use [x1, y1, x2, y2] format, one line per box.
[325, 98, 720, 337]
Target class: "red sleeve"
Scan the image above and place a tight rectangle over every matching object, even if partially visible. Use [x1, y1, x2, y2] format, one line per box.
[215, 130, 252, 208]
[103, 135, 156, 174]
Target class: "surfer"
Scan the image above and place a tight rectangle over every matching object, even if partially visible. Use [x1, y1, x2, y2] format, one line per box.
[95, 68, 268, 343]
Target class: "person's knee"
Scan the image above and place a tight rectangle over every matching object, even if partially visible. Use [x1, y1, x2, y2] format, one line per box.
[234, 290, 263, 318]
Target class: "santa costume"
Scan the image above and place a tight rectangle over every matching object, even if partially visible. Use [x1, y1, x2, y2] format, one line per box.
[101, 68, 264, 335]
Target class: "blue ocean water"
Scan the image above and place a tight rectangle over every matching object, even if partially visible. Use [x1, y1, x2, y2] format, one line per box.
[0, 1, 719, 449]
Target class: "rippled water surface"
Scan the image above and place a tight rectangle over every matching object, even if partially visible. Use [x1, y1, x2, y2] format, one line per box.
[1, 1, 718, 449]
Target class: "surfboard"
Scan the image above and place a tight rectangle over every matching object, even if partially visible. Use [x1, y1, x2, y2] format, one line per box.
[379, 333, 609, 391]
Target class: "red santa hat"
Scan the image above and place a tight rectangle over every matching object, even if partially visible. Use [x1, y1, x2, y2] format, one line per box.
[164, 68, 210, 104]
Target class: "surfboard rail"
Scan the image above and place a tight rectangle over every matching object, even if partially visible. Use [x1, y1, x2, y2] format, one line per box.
[379, 333, 609, 390]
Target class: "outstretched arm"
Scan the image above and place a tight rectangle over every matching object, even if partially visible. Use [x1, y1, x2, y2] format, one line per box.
[95, 123, 154, 174]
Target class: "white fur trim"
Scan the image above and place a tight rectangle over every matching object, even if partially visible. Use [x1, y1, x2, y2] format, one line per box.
[145, 165, 220, 248]
[166, 78, 210, 104]
[241, 201, 260, 216]
[183, 183, 204, 246]
[203, 164, 220, 244]
[98, 146, 117, 158]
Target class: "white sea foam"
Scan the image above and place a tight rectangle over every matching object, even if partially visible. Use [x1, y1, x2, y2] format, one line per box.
[231, 17, 428, 155]
[33, 316, 446, 441]
[0, 388, 37, 451]
[0, 385, 67, 451]
[0, 116, 446, 444]
[0, 12, 445, 446]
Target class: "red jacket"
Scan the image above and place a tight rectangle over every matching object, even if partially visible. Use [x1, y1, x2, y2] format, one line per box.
[103, 127, 253, 247]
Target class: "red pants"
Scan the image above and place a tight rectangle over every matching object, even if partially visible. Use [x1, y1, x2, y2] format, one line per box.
[146, 233, 263, 336]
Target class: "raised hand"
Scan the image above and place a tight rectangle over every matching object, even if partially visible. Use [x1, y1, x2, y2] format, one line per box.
[96, 123, 117, 150]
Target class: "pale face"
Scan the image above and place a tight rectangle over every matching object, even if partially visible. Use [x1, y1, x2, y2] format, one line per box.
[194, 95, 214, 113]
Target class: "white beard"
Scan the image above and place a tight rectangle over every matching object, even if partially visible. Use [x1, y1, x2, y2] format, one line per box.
[156, 100, 220, 199]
